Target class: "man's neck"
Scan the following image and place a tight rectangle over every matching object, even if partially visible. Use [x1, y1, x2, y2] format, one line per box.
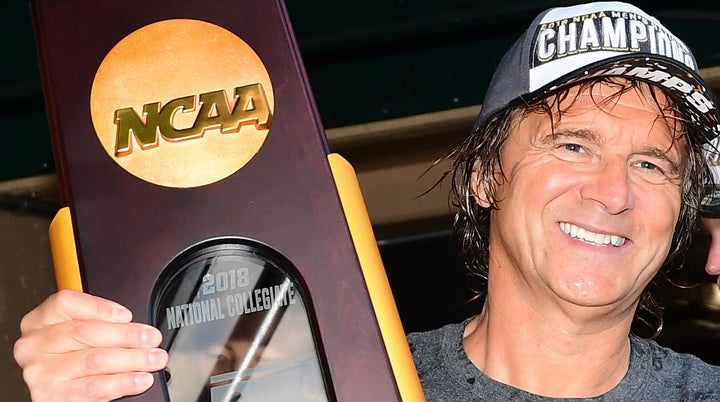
[462, 283, 635, 398]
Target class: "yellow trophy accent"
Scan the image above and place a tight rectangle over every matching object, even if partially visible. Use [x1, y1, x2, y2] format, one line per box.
[48, 207, 83, 291]
[328, 153, 426, 402]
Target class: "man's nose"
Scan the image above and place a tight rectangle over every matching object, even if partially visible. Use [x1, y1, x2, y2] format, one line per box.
[579, 158, 634, 215]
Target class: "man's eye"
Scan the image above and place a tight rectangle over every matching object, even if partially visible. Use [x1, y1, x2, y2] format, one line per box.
[639, 161, 659, 171]
[563, 143, 584, 153]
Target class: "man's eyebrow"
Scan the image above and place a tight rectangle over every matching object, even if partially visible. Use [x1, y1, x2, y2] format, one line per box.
[542, 128, 600, 144]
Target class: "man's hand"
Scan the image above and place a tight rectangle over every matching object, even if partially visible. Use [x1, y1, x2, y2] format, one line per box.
[13, 289, 169, 402]
[702, 217, 720, 284]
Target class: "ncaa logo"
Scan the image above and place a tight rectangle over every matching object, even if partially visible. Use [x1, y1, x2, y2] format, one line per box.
[90, 19, 274, 188]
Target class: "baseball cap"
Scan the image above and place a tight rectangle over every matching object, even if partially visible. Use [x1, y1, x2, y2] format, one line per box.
[474, 1, 720, 144]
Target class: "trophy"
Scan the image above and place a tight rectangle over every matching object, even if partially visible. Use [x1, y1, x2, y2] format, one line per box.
[31, 0, 424, 400]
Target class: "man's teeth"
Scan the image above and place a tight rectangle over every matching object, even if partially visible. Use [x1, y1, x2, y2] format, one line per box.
[559, 222, 626, 247]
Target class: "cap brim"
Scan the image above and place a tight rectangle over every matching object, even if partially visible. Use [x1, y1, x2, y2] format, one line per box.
[524, 53, 720, 144]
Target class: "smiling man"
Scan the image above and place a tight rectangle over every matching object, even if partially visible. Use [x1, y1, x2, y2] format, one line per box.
[13, 2, 720, 402]
[408, 1, 720, 401]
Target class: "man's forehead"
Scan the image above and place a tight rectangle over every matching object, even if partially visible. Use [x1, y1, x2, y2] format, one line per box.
[532, 79, 681, 129]
[518, 80, 687, 151]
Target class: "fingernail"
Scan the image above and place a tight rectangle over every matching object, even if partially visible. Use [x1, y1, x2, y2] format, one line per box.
[148, 349, 168, 367]
[134, 372, 154, 388]
[111, 307, 132, 322]
[141, 327, 161, 346]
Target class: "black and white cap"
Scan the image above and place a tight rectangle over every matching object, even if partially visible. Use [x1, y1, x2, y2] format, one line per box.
[475, 1, 720, 145]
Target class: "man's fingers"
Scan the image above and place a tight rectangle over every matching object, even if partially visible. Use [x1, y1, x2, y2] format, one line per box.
[22, 347, 167, 382]
[20, 289, 133, 333]
[27, 371, 159, 402]
[20, 347, 168, 402]
[14, 290, 168, 402]
[702, 217, 720, 277]
[14, 319, 163, 367]
[706, 231, 720, 276]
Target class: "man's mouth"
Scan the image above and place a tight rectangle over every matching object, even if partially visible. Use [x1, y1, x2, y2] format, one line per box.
[559, 222, 626, 247]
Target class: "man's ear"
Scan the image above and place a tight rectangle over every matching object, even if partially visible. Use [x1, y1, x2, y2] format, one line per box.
[470, 169, 492, 208]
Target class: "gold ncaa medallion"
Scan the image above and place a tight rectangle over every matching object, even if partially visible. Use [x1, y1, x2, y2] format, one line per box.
[90, 19, 274, 188]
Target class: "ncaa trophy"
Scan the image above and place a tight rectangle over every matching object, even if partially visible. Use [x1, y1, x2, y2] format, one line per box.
[30, 0, 424, 400]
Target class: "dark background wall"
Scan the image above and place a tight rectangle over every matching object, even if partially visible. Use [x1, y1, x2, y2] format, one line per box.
[4, 0, 720, 183]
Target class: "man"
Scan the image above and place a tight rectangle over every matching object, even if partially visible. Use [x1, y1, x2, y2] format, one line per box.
[408, 1, 720, 400]
[13, 2, 720, 401]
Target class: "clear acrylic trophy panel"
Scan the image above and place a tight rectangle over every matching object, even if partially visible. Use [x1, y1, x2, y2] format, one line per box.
[151, 239, 331, 402]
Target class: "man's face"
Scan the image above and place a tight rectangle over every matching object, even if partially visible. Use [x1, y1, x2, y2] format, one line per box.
[479, 82, 685, 313]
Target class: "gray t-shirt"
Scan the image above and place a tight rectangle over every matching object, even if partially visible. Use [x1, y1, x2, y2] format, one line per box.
[408, 318, 720, 401]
